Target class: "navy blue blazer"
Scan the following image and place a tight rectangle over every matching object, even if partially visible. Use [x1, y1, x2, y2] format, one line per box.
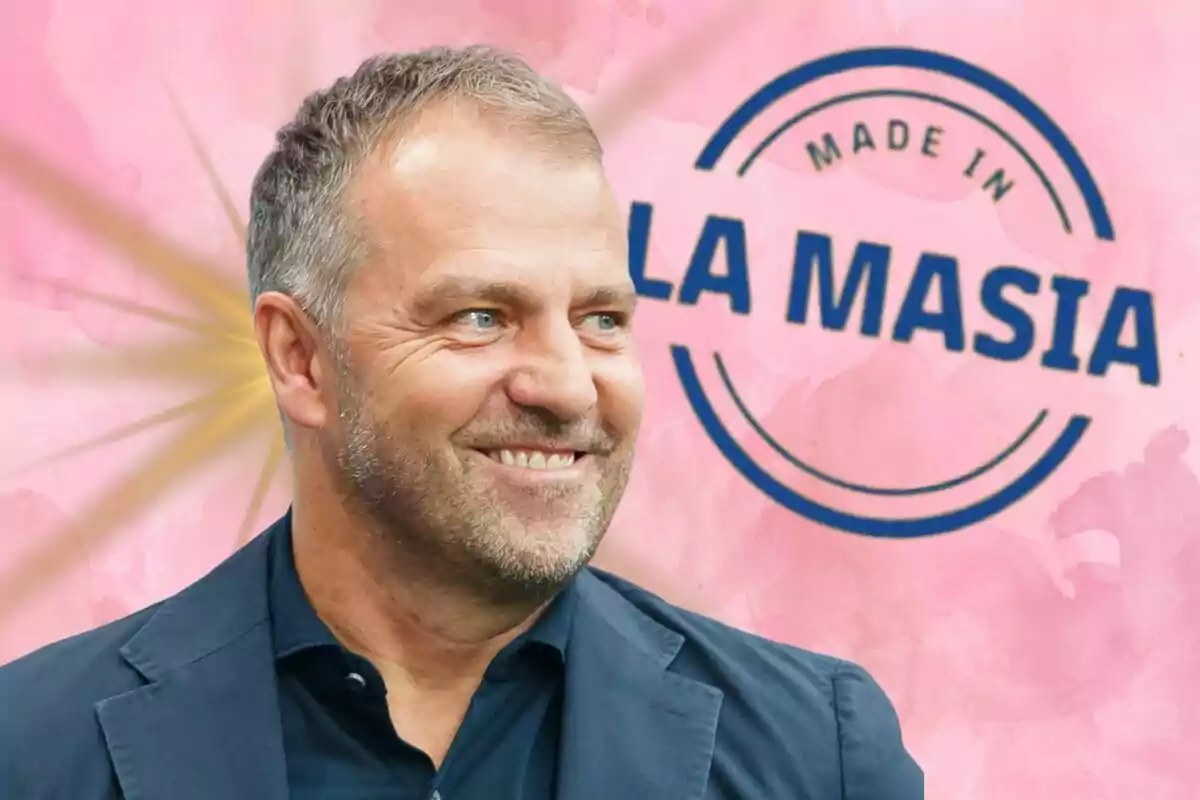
[0, 515, 922, 799]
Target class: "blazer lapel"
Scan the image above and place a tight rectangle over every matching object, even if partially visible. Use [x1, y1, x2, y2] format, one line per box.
[95, 525, 289, 800]
[557, 572, 724, 800]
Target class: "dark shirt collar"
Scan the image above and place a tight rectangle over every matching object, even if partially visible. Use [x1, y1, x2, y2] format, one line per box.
[268, 514, 339, 659]
[268, 511, 577, 665]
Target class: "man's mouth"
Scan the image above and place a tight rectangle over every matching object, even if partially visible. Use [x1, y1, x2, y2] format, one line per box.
[478, 448, 585, 471]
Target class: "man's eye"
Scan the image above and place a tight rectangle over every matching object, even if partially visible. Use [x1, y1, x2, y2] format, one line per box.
[456, 309, 501, 329]
[582, 312, 624, 332]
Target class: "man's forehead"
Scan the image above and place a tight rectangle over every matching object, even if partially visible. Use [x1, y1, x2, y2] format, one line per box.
[387, 245, 636, 316]
[409, 270, 637, 303]
[345, 225, 632, 311]
[353, 109, 611, 220]
[342, 103, 626, 304]
[362, 212, 628, 281]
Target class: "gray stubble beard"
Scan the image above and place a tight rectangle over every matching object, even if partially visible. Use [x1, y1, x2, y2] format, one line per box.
[324, 366, 630, 607]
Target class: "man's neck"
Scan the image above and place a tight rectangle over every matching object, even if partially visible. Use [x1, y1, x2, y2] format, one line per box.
[289, 497, 555, 763]
[288, 499, 547, 693]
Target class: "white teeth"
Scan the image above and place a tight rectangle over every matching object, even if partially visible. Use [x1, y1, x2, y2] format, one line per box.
[490, 449, 577, 470]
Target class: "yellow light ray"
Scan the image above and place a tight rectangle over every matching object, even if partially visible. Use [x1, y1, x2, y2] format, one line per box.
[0, 132, 250, 329]
[15, 274, 252, 343]
[238, 432, 287, 545]
[0, 380, 273, 619]
[163, 85, 247, 245]
[8, 340, 266, 385]
[1, 381, 263, 481]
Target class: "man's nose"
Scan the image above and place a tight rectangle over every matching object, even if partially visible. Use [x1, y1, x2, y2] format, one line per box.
[505, 326, 599, 421]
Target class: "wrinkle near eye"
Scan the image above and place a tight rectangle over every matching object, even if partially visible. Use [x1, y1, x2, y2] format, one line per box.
[385, 336, 455, 370]
[347, 319, 455, 374]
[355, 314, 425, 343]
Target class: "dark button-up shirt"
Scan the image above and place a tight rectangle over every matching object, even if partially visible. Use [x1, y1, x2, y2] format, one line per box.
[268, 525, 576, 799]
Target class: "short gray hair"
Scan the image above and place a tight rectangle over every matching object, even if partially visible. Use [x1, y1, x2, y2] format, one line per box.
[246, 45, 603, 331]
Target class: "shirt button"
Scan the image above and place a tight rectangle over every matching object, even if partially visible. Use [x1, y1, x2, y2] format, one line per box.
[344, 672, 367, 691]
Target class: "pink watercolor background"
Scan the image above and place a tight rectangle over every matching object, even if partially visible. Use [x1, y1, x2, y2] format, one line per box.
[1, 0, 1198, 796]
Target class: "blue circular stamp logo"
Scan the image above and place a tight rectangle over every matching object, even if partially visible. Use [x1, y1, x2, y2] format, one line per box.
[627, 47, 1160, 538]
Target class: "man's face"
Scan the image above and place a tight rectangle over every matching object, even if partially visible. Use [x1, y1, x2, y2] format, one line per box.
[322, 110, 642, 601]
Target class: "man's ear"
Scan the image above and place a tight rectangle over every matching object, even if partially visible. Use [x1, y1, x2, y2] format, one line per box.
[253, 292, 332, 432]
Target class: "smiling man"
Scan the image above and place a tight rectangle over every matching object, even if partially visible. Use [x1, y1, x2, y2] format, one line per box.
[0, 46, 922, 799]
